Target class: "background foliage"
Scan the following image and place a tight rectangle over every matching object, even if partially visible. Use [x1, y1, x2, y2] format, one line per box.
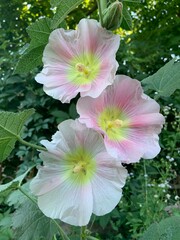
[0, 0, 179, 239]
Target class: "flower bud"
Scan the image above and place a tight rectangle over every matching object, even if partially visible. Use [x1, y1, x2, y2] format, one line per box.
[102, 1, 123, 30]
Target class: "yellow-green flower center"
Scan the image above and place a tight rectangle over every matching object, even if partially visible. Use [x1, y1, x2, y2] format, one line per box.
[98, 106, 130, 140]
[75, 63, 91, 77]
[68, 53, 100, 85]
[64, 147, 96, 184]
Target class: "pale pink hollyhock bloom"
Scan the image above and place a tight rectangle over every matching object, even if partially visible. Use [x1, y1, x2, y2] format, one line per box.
[35, 18, 120, 103]
[30, 120, 127, 226]
[77, 75, 165, 163]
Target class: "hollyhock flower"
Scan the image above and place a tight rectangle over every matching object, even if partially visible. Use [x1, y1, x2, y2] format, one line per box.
[35, 18, 120, 103]
[77, 75, 165, 163]
[30, 120, 127, 226]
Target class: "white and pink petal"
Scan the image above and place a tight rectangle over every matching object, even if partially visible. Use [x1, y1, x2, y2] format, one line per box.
[37, 180, 93, 226]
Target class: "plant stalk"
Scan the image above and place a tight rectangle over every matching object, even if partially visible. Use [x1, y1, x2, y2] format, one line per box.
[81, 226, 87, 240]
[96, 0, 104, 25]
[17, 136, 47, 151]
[143, 160, 148, 208]
[100, 0, 107, 12]
[18, 186, 37, 204]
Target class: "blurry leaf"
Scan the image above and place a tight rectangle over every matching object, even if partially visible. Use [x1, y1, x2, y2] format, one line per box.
[51, 0, 83, 29]
[51, 110, 69, 123]
[0, 109, 35, 162]
[121, 3, 132, 30]
[0, 210, 13, 240]
[14, 45, 44, 74]
[27, 18, 52, 45]
[0, 76, 24, 87]
[87, 237, 100, 240]
[15, 18, 52, 74]
[99, 213, 111, 229]
[6, 182, 30, 207]
[142, 59, 180, 97]
[12, 198, 59, 240]
[0, 232, 11, 240]
[0, 228, 12, 240]
[123, 0, 142, 3]
[69, 103, 78, 119]
[140, 216, 180, 240]
[51, 110, 69, 119]
[0, 213, 12, 228]
[0, 169, 32, 197]
[50, 0, 63, 7]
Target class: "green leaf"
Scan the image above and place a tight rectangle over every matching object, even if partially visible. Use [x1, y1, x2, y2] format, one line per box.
[6, 183, 29, 207]
[69, 103, 78, 119]
[51, 0, 83, 29]
[0, 169, 32, 197]
[50, 0, 63, 8]
[142, 59, 180, 97]
[87, 237, 100, 240]
[121, 3, 132, 30]
[12, 198, 59, 240]
[0, 211, 12, 240]
[140, 216, 180, 240]
[99, 213, 111, 229]
[123, 0, 142, 3]
[51, 110, 69, 123]
[27, 18, 52, 45]
[15, 18, 52, 74]
[0, 109, 35, 162]
[14, 45, 44, 74]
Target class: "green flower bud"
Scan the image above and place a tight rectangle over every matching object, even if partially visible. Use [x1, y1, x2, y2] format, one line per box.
[102, 1, 123, 30]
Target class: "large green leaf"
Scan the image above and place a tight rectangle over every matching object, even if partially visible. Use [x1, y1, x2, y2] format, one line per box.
[14, 45, 44, 74]
[12, 198, 59, 240]
[121, 3, 132, 30]
[27, 18, 52, 45]
[0, 109, 35, 162]
[51, 0, 83, 29]
[142, 59, 180, 97]
[15, 18, 51, 74]
[50, 0, 63, 8]
[0, 169, 32, 198]
[140, 216, 180, 240]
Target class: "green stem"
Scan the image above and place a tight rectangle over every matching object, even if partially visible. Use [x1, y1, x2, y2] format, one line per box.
[81, 226, 87, 240]
[143, 160, 148, 208]
[17, 136, 47, 151]
[18, 186, 37, 204]
[89, 215, 96, 230]
[52, 219, 71, 240]
[53, 235, 57, 240]
[18, 187, 70, 240]
[100, 0, 107, 12]
[96, 0, 104, 26]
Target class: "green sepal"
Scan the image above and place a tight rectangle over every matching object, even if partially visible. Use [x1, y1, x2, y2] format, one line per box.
[102, 1, 123, 30]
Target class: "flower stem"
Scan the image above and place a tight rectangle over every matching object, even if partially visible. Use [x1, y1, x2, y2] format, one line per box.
[18, 186, 37, 204]
[17, 136, 47, 151]
[18, 186, 70, 240]
[100, 0, 107, 12]
[52, 219, 71, 240]
[81, 226, 87, 240]
[143, 160, 148, 209]
[96, 0, 104, 26]
[53, 235, 57, 240]
[89, 215, 96, 230]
